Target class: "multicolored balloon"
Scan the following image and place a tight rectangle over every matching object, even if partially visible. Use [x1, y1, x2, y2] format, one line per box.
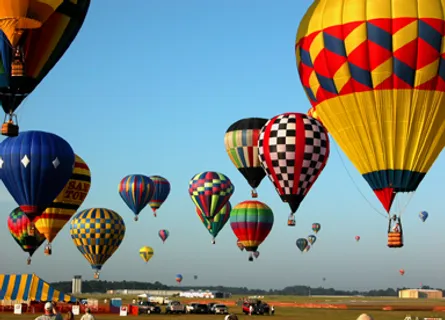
[312, 223, 321, 234]
[224, 118, 268, 197]
[258, 113, 330, 226]
[253, 251, 260, 259]
[139, 246, 154, 263]
[296, 0, 445, 215]
[7, 207, 45, 265]
[159, 229, 169, 243]
[148, 175, 171, 217]
[176, 274, 183, 284]
[189, 171, 234, 222]
[419, 211, 428, 222]
[230, 200, 274, 261]
[34, 154, 91, 255]
[0, 0, 90, 136]
[70, 208, 126, 279]
[307, 235, 316, 245]
[118, 174, 155, 221]
[0, 131, 75, 232]
[296, 238, 308, 253]
[196, 202, 231, 244]
[303, 244, 311, 253]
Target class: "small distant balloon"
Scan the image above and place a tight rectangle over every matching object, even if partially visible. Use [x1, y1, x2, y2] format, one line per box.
[355, 235, 360, 242]
[419, 211, 428, 222]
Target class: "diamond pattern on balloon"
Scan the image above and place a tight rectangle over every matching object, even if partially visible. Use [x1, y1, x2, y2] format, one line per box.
[21, 155, 30, 168]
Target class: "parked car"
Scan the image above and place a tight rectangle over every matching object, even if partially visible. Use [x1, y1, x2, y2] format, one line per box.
[165, 301, 186, 314]
[186, 303, 199, 314]
[135, 301, 161, 315]
[207, 302, 217, 313]
[242, 302, 269, 315]
[194, 304, 209, 314]
[214, 304, 229, 314]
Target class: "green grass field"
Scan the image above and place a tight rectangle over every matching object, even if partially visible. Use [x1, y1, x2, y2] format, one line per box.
[1, 308, 444, 320]
[1, 294, 445, 320]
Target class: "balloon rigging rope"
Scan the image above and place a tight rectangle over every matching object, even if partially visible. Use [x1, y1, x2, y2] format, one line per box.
[333, 141, 387, 219]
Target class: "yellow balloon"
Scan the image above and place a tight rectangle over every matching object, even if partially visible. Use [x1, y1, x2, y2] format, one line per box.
[139, 246, 154, 263]
[296, 0, 445, 213]
[34, 155, 91, 251]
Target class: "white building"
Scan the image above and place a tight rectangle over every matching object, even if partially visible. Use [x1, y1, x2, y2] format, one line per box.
[72, 275, 82, 294]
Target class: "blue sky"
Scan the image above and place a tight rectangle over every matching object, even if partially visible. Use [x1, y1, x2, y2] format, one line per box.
[1, 0, 445, 291]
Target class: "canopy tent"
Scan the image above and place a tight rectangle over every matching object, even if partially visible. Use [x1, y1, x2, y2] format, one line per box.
[0, 274, 76, 304]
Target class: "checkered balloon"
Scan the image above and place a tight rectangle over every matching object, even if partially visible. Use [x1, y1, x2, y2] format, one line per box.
[258, 113, 330, 214]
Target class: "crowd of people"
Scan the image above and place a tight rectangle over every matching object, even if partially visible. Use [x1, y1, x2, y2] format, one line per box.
[34, 302, 96, 320]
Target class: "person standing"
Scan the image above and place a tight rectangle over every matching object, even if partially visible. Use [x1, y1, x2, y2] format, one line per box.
[34, 302, 63, 320]
[80, 308, 96, 320]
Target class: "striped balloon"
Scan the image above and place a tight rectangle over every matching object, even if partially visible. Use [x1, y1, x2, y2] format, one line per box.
[148, 176, 171, 217]
[230, 200, 274, 261]
[70, 208, 126, 279]
[7, 207, 45, 264]
[158, 229, 169, 243]
[189, 171, 234, 221]
[34, 154, 91, 255]
[196, 201, 231, 244]
[224, 118, 268, 197]
[118, 175, 155, 221]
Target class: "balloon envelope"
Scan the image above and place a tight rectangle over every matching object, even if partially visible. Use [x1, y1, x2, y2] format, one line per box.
[296, 0, 445, 213]
[0, 130, 75, 219]
[70, 208, 126, 278]
[34, 154, 91, 244]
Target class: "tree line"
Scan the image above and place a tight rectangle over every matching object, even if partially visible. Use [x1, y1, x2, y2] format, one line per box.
[50, 280, 443, 297]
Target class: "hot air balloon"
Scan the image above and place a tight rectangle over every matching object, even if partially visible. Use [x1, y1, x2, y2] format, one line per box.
[296, 0, 445, 248]
[312, 223, 321, 234]
[253, 251, 260, 259]
[224, 118, 268, 198]
[303, 244, 311, 253]
[139, 246, 154, 263]
[399, 269, 405, 276]
[34, 154, 91, 255]
[159, 229, 169, 243]
[0, 130, 75, 235]
[196, 202, 231, 244]
[0, 0, 90, 137]
[296, 238, 308, 252]
[70, 208, 126, 279]
[419, 211, 428, 222]
[355, 236, 361, 242]
[118, 175, 155, 221]
[230, 200, 274, 261]
[194, 275, 198, 280]
[175, 274, 183, 284]
[307, 235, 316, 245]
[258, 113, 330, 226]
[8, 207, 45, 265]
[148, 176, 171, 217]
[189, 171, 234, 222]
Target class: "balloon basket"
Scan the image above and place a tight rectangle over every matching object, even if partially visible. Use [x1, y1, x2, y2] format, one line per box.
[387, 231, 403, 248]
[287, 220, 296, 227]
[1, 122, 18, 137]
[134, 216, 138, 221]
[153, 213, 157, 217]
[251, 190, 258, 198]
[44, 246, 52, 256]
[94, 272, 100, 280]
[27, 258, 31, 265]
